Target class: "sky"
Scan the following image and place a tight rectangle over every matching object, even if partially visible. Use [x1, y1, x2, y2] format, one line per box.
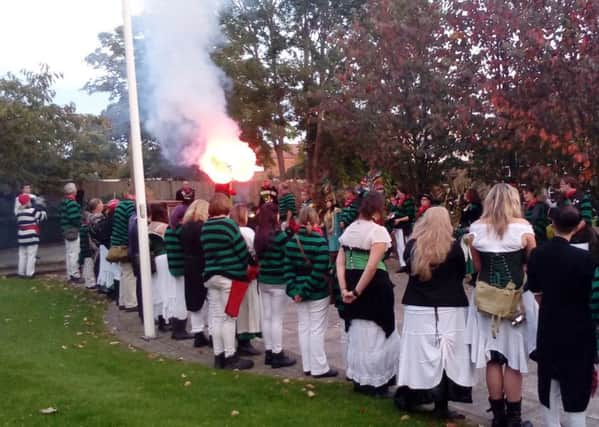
[0, 0, 143, 115]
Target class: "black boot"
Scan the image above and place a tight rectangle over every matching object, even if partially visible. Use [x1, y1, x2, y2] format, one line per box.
[193, 332, 210, 348]
[433, 400, 465, 420]
[271, 350, 296, 368]
[506, 400, 532, 427]
[264, 350, 273, 366]
[171, 319, 194, 340]
[157, 315, 168, 332]
[237, 339, 261, 356]
[489, 398, 507, 427]
[214, 352, 225, 369]
[223, 353, 254, 370]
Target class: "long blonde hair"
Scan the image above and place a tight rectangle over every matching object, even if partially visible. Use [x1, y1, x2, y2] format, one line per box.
[410, 207, 454, 281]
[182, 199, 209, 224]
[480, 183, 522, 238]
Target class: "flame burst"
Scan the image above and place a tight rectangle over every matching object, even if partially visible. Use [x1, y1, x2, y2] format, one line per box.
[199, 138, 257, 184]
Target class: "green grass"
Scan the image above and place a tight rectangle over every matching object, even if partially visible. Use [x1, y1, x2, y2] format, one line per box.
[0, 277, 446, 427]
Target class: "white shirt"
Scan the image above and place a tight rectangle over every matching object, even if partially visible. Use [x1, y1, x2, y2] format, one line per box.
[339, 219, 391, 251]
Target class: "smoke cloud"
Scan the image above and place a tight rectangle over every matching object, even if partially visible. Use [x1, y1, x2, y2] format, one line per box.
[140, 0, 243, 173]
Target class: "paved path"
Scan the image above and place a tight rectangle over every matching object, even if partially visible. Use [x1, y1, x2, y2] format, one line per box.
[3, 243, 598, 426]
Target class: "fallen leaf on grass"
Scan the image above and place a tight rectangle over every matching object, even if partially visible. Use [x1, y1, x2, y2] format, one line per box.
[230, 410, 239, 416]
[306, 390, 316, 398]
[76, 344, 85, 349]
[184, 381, 192, 387]
[146, 353, 158, 360]
[61, 345, 68, 350]
[305, 383, 315, 389]
[127, 344, 137, 352]
[282, 378, 291, 384]
[76, 332, 83, 336]
[40, 407, 57, 415]
[109, 341, 120, 345]
[158, 358, 165, 363]
[181, 373, 187, 378]
[400, 415, 410, 421]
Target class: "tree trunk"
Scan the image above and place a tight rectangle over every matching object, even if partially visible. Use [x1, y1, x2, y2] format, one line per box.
[311, 109, 325, 184]
[274, 140, 286, 177]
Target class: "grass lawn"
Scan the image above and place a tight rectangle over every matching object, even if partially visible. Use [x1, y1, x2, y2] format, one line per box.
[0, 277, 450, 427]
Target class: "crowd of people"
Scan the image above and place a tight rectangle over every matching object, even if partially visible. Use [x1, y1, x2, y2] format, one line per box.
[13, 175, 599, 426]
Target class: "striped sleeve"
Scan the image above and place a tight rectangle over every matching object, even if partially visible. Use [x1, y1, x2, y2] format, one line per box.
[279, 193, 297, 218]
[284, 231, 330, 300]
[110, 200, 135, 246]
[165, 226, 185, 276]
[581, 195, 593, 225]
[59, 199, 81, 231]
[258, 231, 288, 284]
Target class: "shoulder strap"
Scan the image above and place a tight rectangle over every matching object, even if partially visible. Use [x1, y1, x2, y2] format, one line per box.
[295, 234, 312, 266]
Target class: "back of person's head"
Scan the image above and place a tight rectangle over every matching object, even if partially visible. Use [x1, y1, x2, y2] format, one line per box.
[410, 206, 454, 281]
[64, 182, 77, 195]
[254, 202, 279, 256]
[230, 203, 249, 227]
[209, 193, 232, 217]
[182, 199, 209, 224]
[359, 192, 385, 221]
[169, 204, 188, 229]
[87, 198, 103, 213]
[481, 183, 522, 238]
[561, 176, 579, 190]
[150, 203, 169, 224]
[298, 206, 319, 228]
[552, 206, 582, 235]
[465, 188, 481, 204]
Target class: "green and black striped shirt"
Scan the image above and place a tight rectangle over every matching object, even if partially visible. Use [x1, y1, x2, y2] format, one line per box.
[258, 231, 289, 285]
[278, 193, 297, 219]
[59, 198, 81, 232]
[165, 225, 184, 277]
[524, 202, 549, 242]
[284, 228, 330, 301]
[110, 199, 135, 247]
[200, 217, 249, 281]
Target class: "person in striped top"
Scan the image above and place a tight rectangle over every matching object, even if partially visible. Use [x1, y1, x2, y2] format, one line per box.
[79, 199, 104, 289]
[339, 187, 364, 230]
[523, 188, 549, 243]
[165, 204, 193, 340]
[554, 176, 594, 246]
[278, 182, 297, 226]
[16, 194, 46, 278]
[284, 206, 336, 378]
[388, 188, 416, 272]
[59, 182, 83, 283]
[201, 193, 253, 370]
[110, 194, 137, 310]
[254, 202, 296, 368]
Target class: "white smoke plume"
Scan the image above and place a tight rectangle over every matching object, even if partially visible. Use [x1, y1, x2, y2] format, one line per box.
[141, 0, 255, 182]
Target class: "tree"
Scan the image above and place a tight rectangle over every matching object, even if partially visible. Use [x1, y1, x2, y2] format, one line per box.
[327, 0, 472, 192]
[0, 66, 120, 193]
[447, 0, 599, 184]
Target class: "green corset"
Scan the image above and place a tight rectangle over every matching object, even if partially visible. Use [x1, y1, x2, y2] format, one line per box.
[343, 246, 386, 271]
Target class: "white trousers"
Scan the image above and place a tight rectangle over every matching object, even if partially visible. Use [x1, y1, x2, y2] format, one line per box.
[18, 244, 38, 277]
[82, 257, 96, 288]
[259, 283, 288, 353]
[205, 275, 237, 357]
[394, 229, 407, 267]
[119, 262, 137, 308]
[296, 297, 330, 376]
[541, 380, 587, 427]
[190, 303, 209, 334]
[65, 238, 80, 278]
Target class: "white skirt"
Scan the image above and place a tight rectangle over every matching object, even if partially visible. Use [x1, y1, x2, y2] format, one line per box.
[151, 254, 169, 318]
[397, 306, 477, 389]
[465, 289, 538, 373]
[237, 279, 262, 335]
[346, 319, 401, 387]
[162, 266, 187, 321]
[97, 245, 121, 289]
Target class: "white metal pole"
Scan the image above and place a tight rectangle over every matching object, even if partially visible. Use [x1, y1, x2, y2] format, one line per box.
[122, 0, 155, 339]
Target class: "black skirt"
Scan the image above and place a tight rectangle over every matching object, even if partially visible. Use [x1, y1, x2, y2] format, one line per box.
[184, 255, 207, 312]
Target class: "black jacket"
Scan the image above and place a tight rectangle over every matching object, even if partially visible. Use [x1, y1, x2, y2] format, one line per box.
[528, 237, 597, 412]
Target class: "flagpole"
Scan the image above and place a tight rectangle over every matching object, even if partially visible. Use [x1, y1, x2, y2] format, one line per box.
[122, 0, 155, 339]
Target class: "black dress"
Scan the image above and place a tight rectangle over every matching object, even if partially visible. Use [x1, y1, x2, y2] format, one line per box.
[180, 221, 207, 312]
[528, 237, 597, 412]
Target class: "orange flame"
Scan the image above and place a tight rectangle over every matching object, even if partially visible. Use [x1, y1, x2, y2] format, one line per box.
[199, 138, 257, 184]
